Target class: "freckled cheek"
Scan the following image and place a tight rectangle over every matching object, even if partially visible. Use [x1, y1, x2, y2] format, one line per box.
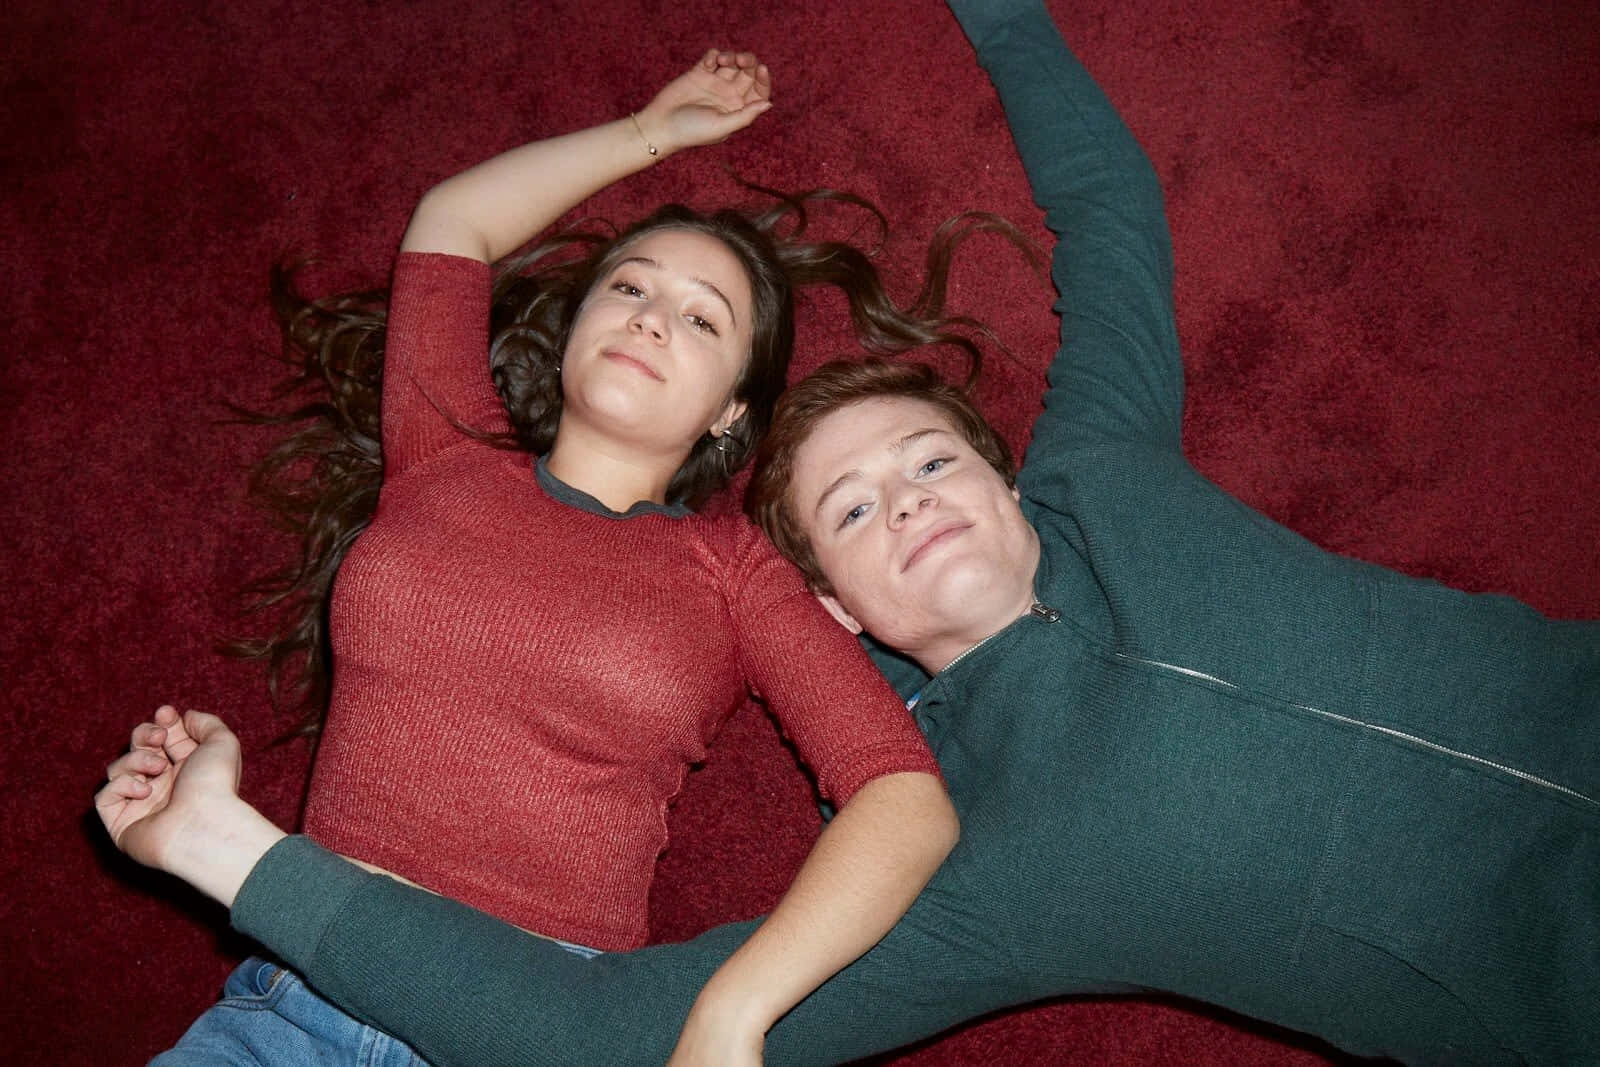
[837, 559, 872, 601]
[867, 558, 898, 600]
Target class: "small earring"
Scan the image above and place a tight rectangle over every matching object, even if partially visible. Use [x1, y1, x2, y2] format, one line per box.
[713, 435, 733, 453]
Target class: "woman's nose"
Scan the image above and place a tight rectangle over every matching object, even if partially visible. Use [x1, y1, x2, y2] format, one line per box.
[629, 303, 668, 341]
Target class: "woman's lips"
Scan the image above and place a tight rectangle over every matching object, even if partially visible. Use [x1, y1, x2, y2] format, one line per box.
[602, 349, 664, 380]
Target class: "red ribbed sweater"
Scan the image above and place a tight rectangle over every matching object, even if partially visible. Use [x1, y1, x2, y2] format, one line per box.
[299, 253, 937, 951]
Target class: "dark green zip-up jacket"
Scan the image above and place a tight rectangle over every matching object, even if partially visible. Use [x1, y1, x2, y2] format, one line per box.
[232, 1, 1598, 1063]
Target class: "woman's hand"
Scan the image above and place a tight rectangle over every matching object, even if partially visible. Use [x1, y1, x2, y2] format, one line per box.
[97, 705, 228, 867]
[667, 1003, 765, 1067]
[636, 49, 774, 156]
[96, 705, 284, 907]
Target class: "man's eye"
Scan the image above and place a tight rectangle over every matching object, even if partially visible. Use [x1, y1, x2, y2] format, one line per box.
[918, 457, 951, 476]
[839, 503, 868, 529]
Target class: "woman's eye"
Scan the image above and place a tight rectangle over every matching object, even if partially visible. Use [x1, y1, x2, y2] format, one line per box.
[687, 314, 719, 336]
[612, 281, 644, 298]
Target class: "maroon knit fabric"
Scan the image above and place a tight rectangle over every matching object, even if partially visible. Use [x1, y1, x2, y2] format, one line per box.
[303, 253, 937, 950]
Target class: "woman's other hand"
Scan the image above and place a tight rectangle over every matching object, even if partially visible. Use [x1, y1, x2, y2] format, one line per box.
[637, 49, 774, 155]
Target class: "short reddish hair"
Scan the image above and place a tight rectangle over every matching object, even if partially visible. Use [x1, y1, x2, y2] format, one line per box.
[746, 359, 1016, 594]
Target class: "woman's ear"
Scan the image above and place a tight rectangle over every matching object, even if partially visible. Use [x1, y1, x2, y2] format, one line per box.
[814, 592, 863, 635]
[711, 399, 748, 439]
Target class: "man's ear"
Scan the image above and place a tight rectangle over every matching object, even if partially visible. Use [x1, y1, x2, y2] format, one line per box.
[814, 592, 863, 635]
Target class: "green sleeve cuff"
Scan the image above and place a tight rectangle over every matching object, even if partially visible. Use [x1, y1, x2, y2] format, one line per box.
[232, 834, 370, 972]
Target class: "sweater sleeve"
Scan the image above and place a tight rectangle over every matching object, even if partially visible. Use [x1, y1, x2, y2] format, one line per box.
[381, 252, 509, 478]
[235, 835, 1058, 1066]
[954, 0, 1183, 495]
[724, 520, 941, 805]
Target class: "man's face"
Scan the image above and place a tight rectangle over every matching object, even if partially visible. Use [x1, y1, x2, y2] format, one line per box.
[788, 396, 1040, 672]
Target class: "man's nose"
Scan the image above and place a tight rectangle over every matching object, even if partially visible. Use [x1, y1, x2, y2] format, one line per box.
[888, 484, 935, 527]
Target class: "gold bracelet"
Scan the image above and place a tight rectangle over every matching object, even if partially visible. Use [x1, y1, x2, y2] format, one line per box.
[628, 113, 659, 158]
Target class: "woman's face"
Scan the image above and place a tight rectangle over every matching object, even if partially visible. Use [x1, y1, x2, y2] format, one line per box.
[559, 228, 755, 456]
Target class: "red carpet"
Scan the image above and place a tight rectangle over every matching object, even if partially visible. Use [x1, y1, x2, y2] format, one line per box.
[5, 0, 1595, 1062]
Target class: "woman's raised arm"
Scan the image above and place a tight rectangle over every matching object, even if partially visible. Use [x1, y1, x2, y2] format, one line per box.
[400, 49, 772, 262]
[378, 51, 772, 501]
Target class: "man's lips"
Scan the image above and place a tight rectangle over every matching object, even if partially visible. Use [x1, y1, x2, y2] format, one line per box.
[902, 521, 970, 571]
[601, 349, 664, 380]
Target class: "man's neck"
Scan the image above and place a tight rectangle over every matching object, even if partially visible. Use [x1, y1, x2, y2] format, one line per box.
[912, 570, 1041, 676]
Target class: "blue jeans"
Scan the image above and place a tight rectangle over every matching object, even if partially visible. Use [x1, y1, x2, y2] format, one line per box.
[150, 957, 429, 1066]
[154, 939, 602, 1065]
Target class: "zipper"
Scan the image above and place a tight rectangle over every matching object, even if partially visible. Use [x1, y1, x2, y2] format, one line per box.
[937, 599, 1062, 678]
[1115, 652, 1598, 808]
[1029, 601, 1062, 623]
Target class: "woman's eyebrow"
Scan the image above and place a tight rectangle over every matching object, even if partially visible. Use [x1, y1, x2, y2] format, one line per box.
[613, 256, 737, 327]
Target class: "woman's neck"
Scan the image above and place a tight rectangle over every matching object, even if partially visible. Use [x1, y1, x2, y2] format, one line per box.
[544, 424, 686, 513]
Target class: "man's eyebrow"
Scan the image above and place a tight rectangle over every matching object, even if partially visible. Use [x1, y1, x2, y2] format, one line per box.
[811, 428, 951, 517]
[612, 256, 738, 327]
[892, 428, 948, 453]
[813, 470, 861, 518]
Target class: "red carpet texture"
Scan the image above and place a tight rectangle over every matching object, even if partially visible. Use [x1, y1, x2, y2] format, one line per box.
[4, 0, 1595, 1062]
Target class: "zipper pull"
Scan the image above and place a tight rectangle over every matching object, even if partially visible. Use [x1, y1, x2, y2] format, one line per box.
[1030, 601, 1061, 622]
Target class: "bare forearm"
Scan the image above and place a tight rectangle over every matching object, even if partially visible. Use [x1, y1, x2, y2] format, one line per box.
[399, 49, 772, 264]
[164, 796, 287, 910]
[674, 772, 959, 1056]
[399, 116, 666, 262]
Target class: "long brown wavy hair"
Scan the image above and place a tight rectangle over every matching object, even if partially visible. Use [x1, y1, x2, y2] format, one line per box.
[231, 186, 1034, 736]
